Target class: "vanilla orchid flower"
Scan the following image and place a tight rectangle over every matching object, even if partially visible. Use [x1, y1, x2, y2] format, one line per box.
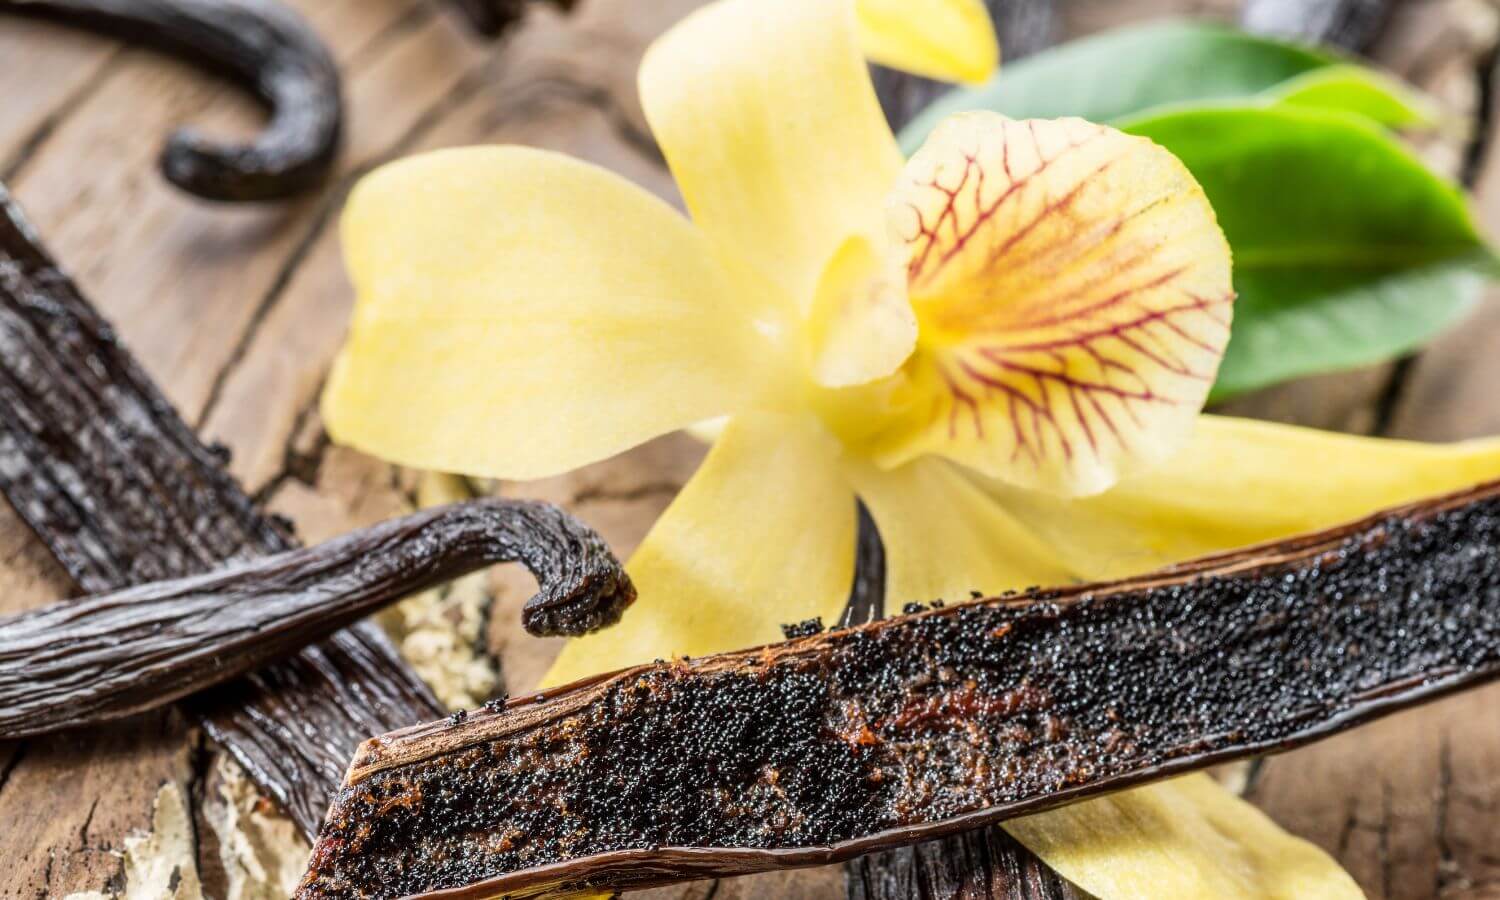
[325, 0, 1239, 671]
[322, 0, 1500, 896]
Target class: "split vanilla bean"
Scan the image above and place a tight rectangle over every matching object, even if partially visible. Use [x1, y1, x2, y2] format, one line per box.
[0, 499, 631, 738]
[299, 479, 1500, 899]
[3, 0, 340, 201]
[0, 184, 443, 837]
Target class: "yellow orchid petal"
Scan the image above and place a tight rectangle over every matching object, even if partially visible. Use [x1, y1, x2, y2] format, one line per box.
[982, 414, 1500, 581]
[545, 413, 856, 686]
[846, 456, 1072, 606]
[878, 112, 1234, 497]
[640, 0, 906, 372]
[1007, 776, 1362, 899]
[856, 0, 999, 84]
[323, 146, 775, 481]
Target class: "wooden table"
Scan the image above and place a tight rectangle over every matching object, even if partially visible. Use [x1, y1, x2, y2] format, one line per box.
[4, 0, 1500, 897]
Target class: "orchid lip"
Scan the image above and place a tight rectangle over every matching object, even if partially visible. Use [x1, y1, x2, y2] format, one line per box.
[870, 111, 1233, 495]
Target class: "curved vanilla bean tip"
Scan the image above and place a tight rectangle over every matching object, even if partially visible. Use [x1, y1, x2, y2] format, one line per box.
[298, 480, 1500, 899]
[0, 499, 631, 739]
[3, 0, 340, 202]
[509, 500, 637, 636]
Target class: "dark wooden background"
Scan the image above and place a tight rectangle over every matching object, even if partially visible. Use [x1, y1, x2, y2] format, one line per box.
[4, 0, 1500, 897]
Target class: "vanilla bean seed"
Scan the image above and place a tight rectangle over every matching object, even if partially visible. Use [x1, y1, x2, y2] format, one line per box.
[839, 504, 1087, 900]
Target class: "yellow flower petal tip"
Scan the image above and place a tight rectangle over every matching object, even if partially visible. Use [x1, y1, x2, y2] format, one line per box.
[878, 112, 1234, 497]
[1007, 776, 1363, 900]
[857, 0, 1000, 84]
[640, 0, 902, 313]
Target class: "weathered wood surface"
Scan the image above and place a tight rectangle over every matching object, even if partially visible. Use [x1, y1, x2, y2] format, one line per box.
[2, 0, 1500, 897]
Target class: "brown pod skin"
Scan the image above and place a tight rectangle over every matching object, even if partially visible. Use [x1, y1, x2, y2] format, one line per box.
[0, 498, 633, 739]
[3, 0, 340, 202]
[297, 480, 1500, 899]
[0, 185, 443, 838]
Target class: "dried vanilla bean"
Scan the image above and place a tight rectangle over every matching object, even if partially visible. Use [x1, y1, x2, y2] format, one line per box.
[0, 498, 631, 738]
[838, 502, 887, 629]
[848, 828, 1088, 900]
[297, 479, 1500, 899]
[1240, 0, 1392, 51]
[3, 0, 340, 201]
[445, 0, 575, 38]
[0, 184, 441, 838]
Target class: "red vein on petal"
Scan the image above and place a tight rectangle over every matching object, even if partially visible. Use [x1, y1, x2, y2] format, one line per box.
[907, 127, 1107, 291]
[995, 294, 1232, 356]
[984, 357, 1170, 405]
[908, 156, 978, 281]
[1083, 386, 1127, 453]
[937, 360, 983, 440]
[921, 287, 1224, 469]
[999, 265, 1189, 333]
[978, 155, 1120, 280]
[1066, 378, 1099, 456]
[957, 357, 1051, 463]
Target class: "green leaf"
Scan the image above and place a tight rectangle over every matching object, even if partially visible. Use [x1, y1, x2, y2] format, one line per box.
[1262, 65, 1439, 129]
[1120, 106, 1491, 400]
[897, 20, 1427, 154]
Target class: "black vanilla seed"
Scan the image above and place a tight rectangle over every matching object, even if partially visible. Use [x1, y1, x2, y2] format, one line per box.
[780, 617, 825, 639]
